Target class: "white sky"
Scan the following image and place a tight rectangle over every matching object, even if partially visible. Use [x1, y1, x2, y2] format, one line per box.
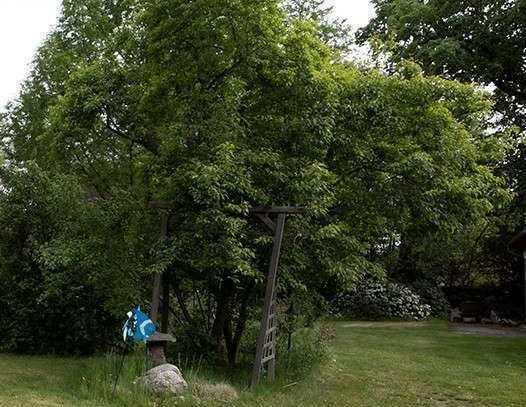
[0, 0, 374, 108]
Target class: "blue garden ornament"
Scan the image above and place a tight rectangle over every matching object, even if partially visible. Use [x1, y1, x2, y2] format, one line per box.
[122, 306, 156, 343]
[114, 306, 156, 395]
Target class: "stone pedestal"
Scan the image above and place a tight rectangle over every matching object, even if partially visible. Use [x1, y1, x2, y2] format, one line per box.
[147, 332, 176, 367]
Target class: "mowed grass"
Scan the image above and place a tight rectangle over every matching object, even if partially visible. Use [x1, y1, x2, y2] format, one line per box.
[1, 321, 525, 406]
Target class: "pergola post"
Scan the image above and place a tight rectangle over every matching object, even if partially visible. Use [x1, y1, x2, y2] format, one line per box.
[146, 201, 305, 373]
[148, 202, 175, 366]
[150, 211, 168, 324]
[249, 206, 304, 388]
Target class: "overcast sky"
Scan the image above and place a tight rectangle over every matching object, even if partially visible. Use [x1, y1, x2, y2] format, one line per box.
[0, 0, 374, 108]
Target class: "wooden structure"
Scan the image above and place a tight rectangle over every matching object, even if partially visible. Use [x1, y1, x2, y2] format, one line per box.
[511, 230, 526, 321]
[250, 206, 305, 388]
[146, 201, 305, 376]
[148, 201, 176, 365]
[147, 332, 176, 366]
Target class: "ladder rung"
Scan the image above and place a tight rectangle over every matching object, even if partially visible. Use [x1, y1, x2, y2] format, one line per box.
[262, 355, 275, 364]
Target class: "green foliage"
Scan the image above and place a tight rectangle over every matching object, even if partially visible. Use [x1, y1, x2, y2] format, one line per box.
[0, 165, 119, 354]
[331, 67, 510, 287]
[0, 0, 512, 360]
[283, 0, 353, 52]
[2, 0, 344, 359]
[360, 0, 526, 129]
[277, 325, 329, 378]
[359, 0, 525, 303]
[0, 161, 168, 354]
[331, 277, 431, 321]
[410, 278, 449, 318]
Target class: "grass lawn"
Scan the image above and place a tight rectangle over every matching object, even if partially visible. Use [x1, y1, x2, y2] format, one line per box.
[1, 321, 525, 406]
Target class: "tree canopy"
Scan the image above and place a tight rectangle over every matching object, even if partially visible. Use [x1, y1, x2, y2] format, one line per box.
[0, 0, 511, 359]
[360, 0, 526, 309]
[359, 0, 526, 129]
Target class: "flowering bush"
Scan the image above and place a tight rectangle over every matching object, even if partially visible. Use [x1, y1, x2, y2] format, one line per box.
[331, 279, 431, 321]
[410, 279, 449, 318]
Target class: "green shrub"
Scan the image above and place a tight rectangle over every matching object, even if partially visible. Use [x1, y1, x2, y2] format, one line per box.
[410, 279, 449, 318]
[0, 167, 120, 355]
[331, 278, 431, 321]
[277, 325, 330, 378]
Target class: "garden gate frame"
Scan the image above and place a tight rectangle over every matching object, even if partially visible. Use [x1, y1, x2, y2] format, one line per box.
[147, 201, 305, 382]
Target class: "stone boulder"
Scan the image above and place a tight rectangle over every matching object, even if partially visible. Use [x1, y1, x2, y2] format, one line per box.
[135, 364, 187, 395]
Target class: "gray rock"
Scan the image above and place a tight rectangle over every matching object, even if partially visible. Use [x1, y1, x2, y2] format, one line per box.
[135, 364, 188, 395]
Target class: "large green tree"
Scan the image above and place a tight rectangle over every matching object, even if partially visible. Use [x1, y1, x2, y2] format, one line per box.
[359, 0, 526, 303]
[331, 64, 510, 294]
[360, 0, 526, 130]
[2, 0, 349, 362]
[0, 0, 510, 358]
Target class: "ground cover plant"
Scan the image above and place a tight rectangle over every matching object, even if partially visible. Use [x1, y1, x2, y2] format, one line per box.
[1, 321, 525, 407]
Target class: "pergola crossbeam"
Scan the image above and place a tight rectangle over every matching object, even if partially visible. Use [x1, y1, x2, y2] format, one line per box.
[250, 206, 306, 214]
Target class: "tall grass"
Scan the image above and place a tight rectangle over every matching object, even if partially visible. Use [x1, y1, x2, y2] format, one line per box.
[74, 347, 153, 406]
[71, 346, 217, 406]
[62, 325, 330, 406]
[277, 325, 330, 379]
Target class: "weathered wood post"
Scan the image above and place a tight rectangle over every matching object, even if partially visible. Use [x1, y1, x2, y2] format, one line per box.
[150, 210, 168, 324]
[148, 201, 176, 366]
[250, 206, 304, 388]
[523, 251, 526, 322]
[524, 250, 526, 322]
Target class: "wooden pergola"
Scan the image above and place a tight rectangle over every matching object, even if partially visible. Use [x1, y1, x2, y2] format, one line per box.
[147, 201, 174, 365]
[147, 201, 305, 384]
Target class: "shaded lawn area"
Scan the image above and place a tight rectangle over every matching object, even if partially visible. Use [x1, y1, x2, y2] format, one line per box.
[1, 321, 525, 406]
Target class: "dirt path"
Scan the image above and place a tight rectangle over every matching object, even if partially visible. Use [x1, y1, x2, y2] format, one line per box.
[449, 323, 526, 337]
[342, 321, 426, 328]
[343, 321, 526, 337]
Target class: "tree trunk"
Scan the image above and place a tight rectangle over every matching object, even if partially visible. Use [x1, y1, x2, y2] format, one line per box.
[223, 284, 253, 367]
[211, 279, 234, 361]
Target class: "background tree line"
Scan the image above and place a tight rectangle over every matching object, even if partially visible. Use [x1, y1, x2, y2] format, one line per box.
[359, 0, 526, 316]
[0, 0, 519, 364]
